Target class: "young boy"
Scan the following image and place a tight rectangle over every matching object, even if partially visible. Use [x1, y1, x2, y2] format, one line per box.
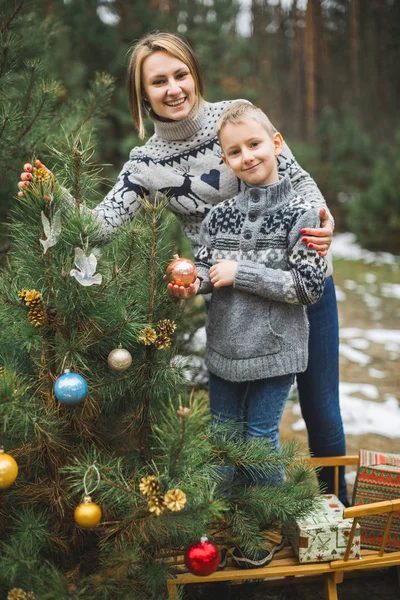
[170, 101, 327, 567]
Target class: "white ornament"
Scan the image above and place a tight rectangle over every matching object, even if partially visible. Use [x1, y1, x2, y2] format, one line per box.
[70, 247, 102, 287]
[40, 211, 62, 254]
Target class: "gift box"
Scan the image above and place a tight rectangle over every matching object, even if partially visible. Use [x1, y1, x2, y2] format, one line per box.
[286, 494, 361, 563]
[352, 449, 400, 552]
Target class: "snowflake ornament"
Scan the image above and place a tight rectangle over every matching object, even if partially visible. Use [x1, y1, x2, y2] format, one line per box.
[70, 247, 102, 286]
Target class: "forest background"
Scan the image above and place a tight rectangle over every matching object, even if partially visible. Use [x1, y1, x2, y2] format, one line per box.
[1, 0, 400, 256]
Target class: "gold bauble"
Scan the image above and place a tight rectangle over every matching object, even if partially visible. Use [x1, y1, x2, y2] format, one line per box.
[107, 346, 132, 371]
[74, 496, 102, 529]
[0, 449, 18, 489]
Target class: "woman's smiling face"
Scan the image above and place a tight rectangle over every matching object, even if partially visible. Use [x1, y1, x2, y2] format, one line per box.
[142, 51, 196, 121]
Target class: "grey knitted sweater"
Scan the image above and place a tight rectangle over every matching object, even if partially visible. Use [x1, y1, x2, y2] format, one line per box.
[91, 100, 332, 274]
[195, 175, 328, 382]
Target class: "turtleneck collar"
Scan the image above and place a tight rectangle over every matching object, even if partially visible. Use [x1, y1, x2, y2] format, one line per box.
[151, 101, 207, 141]
[237, 174, 295, 215]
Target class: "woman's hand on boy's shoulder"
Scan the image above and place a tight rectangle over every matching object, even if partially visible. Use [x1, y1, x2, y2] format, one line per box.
[166, 278, 200, 299]
[209, 259, 238, 288]
[300, 208, 333, 257]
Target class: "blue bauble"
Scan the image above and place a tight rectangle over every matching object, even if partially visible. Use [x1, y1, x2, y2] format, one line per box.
[54, 370, 88, 405]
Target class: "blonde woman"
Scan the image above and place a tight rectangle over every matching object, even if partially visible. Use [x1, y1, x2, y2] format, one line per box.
[18, 32, 347, 505]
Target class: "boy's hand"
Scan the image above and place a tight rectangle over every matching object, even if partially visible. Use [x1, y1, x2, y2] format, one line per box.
[300, 208, 333, 256]
[209, 259, 238, 288]
[166, 277, 200, 299]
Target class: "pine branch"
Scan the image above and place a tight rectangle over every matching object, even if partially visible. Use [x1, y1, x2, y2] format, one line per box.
[0, 113, 9, 140]
[0, 0, 25, 33]
[17, 90, 49, 142]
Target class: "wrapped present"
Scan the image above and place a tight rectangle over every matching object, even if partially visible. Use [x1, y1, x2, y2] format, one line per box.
[286, 494, 361, 563]
[352, 449, 400, 552]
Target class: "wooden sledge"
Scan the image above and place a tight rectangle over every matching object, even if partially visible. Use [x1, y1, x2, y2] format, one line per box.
[166, 455, 400, 600]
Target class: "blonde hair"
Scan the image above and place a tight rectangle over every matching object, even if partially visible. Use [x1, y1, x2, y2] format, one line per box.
[216, 101, 276, 145]
[127, 32, 204, 139]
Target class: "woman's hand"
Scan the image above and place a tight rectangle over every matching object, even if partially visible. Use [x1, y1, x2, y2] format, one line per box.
[209, 259, 238, 288]
[300, 208, 333, 257]
[17, 159, 51, 197]
[166, 277, 200, 299]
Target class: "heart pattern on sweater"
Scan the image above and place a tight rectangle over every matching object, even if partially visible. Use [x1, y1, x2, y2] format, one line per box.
[201, 169, 220, 190]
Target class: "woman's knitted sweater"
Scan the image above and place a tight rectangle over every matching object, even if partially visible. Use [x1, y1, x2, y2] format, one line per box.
[93, 100, 332, 274]
[195, 175, 327, 382]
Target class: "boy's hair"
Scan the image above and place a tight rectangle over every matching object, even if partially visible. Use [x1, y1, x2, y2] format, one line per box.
[216, 101, 276, 143]
[127, 32, 204, 139]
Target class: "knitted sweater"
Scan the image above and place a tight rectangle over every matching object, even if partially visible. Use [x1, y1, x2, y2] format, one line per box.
[92, 100, 333, 275]
[195, 175, 328, 382]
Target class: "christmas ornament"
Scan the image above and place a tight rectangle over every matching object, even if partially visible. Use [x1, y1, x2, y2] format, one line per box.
[147, 494, 165, 516]
[34, 166, 53, 184]
[70, 247, 102, 287]
[164, 488, 187, 512]
[54, 369, 88, 404]
[74, 495, 102, 529]
[0, 448, 18, 489]
[154, 333, 171, 350]
[184, 536, 220, 576]
[40, 210, 61, 254]
[138, 327, 157, 346]
[27, 306, 46, 327]
[107, 345, 132, 371]
[157, 319, 177, 336]
[139, 475, 161, 497]
[18, 289, 42, 307]
[165, 254, 198, 287]
[7, 589, 36, 600]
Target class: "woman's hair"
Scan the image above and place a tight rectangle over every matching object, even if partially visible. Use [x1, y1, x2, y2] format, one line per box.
[127, 32, 205, 139]
[216, 101, 276, 143]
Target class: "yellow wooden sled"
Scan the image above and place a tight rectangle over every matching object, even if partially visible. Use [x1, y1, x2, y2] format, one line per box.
[166, 455, 400, 600]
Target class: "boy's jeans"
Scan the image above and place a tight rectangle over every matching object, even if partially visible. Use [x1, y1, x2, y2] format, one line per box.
[209, 372, 294, 488]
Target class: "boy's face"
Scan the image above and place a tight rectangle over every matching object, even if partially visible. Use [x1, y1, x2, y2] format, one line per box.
[220, 119, 283, 186]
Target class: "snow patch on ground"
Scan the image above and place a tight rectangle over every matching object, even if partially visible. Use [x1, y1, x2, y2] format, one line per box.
[292, 383, 400, 438]
[332, 232, 398, 265]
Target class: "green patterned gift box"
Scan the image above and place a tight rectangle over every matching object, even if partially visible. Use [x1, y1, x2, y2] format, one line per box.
[352, 449, 400, 552]
[286, 494, 361, 563]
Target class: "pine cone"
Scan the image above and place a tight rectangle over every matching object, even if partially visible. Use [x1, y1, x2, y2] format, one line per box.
[139, 475, 160, 497]
[138, 327, 157, 345]
[24, 290, 43, 307]
[0, 366, 5, 377]
[7, 589, 28, 600]
[27, 306, 46, 326]
[25, 594, 36, 600]
[164, 488, 187, 512]
[18, 289, 42, 307]
[33, 166, 53, 183]
[154, 333, 171, 350]
[148, 494, 165, 517]
[157, 319, 177, 336]
[18, 289, 28, 302]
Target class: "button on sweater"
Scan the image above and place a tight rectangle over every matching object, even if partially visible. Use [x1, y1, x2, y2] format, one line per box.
[195, 175, 328, 382]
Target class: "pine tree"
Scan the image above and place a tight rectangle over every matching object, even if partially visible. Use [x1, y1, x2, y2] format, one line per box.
[0, 0, 114, 254]
[0, 144, 320, 599]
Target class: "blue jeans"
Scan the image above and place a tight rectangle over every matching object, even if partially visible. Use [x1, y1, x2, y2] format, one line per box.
[209, 372, 294, 488]
[297, 276, 348, 505]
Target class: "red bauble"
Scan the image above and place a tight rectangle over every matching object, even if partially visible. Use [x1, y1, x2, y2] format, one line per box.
[166, 254, 198, 287]
[184, 535, 220, 576]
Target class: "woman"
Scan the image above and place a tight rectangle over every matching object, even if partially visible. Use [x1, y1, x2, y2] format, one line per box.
[18, 32, 347, 504]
